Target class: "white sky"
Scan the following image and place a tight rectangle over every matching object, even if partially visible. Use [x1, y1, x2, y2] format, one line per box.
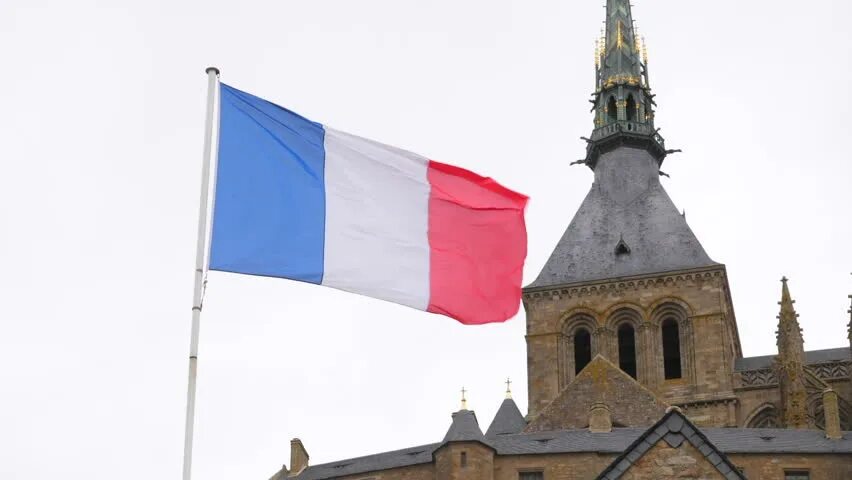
[1, 1, 851, 479]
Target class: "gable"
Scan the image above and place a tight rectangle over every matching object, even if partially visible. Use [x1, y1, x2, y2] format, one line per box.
[525, 355, 668, 432]
[597, 410, 745, 480]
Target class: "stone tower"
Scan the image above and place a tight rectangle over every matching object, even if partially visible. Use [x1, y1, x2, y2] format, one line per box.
[773, 278, 809, 429]
[522, 0, 742, 427]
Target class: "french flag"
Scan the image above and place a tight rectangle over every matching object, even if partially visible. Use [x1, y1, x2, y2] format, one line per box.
[209, 84, 528, 325]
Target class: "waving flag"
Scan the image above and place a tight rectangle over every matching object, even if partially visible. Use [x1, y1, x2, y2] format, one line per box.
[209, 84, 528, 325]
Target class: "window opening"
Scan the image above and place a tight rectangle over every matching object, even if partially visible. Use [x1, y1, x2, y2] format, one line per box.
[618, 324, 637, 379]
[607, 96, 618, 122]
[626, 94, 636, 121]
[574, 328, 592, 374]
[662, 319, 682, 379]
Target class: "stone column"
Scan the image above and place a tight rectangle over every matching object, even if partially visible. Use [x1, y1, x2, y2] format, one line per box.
[823, 389, 842, 440]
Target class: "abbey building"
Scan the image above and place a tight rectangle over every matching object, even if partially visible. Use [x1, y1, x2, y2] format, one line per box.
[269, 2, 851, 478]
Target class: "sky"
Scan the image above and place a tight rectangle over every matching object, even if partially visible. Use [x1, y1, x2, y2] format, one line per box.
[1, 1, 851, 479]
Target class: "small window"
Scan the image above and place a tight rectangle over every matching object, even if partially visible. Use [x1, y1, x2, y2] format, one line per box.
[460, 452, 467, 468]
[784, 471, 809, 480]
[574, 328, 592, 374]
[519, 472, 544, 480]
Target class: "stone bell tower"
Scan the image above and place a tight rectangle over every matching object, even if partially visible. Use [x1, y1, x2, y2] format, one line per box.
[522, 0, 742, 428]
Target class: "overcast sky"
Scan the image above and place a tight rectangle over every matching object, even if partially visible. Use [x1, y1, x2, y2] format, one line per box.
[2, 1, 851, 479]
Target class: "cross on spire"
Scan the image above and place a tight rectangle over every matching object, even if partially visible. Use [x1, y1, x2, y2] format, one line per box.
[505, 378, 513, 399]
[460, 387, 468, 411]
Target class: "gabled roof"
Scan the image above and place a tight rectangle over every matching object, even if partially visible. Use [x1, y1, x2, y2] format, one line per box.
[734, 347, 851, 371]
[527, 148, 718, 290]
[525, 355, 668, 432]
[485, 398, 527, 437]
[595, 409, 746, 480]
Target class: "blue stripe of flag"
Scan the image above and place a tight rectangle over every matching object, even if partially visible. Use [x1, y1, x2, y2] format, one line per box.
[209, 84, 327, 283]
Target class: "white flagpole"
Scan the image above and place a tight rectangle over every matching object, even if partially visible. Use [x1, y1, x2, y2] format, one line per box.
[183, 66, 220, 480]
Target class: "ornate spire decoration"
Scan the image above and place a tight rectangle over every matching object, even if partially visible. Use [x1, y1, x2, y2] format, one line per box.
[774, 277, 809, 429]
[460, 386, 468, 411]
[579, 0, 672, 170]
[505, 378, 513, 399]
[847, 277, 851, 385]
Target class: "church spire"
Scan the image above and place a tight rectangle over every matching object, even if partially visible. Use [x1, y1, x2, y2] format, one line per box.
[581, 0, 668, 170]
[774, 277, 809, 429]
[598, 0, 643, 91]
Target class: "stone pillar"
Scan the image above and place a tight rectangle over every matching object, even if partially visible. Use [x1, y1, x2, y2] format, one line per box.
[823, 389, 842, 440]
[595, 326, 615, 361]
[635, 322, 651, 386]
[290, 438, 309, 475]
[589, 402, 613, 433]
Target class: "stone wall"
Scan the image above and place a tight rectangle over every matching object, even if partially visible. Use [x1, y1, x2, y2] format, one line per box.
[525, 356, 668, 431]
[337, 463, 433, 480]
[619, 441, 725, 480]
[493, 453, 616, 480]
[728, 453, 852, 480]
[523, 266, 740, 426]
[330, 450, 852, 480]
[434, 442, 493, 480]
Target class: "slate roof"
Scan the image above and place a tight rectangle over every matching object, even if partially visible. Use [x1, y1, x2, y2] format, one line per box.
[527, 147, 718, 290]
[442, 409, 487, 443]
[485, 398, 527, 437]
[734, 347, 851, 371]
[290, 424, 852, 480]
[596, 409, 745, 480]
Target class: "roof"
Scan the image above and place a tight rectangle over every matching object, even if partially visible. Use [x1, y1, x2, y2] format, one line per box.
[442, 409, 487, 443]
[290, 426, 852, 480]
[596, 409, 745, 480]
[485, 398, 527, 437]
[527, 147, 718, 289]
[735, 347, 851, 371]
[525, 355, 668, 432]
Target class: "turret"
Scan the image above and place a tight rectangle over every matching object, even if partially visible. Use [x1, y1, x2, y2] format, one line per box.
[774, 277, 809, 429]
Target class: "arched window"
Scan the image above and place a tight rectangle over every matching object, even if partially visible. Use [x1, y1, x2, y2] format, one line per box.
[661, 319, 682, 379]
[746, 404, 780, 428]
[626, 94, 636, 121]
[607, 96, 618, 122]
[574, 328, 592, 374]
[617, 324, 637, 379]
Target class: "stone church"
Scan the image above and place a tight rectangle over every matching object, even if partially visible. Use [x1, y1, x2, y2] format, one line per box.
[270, 1, 852, 478]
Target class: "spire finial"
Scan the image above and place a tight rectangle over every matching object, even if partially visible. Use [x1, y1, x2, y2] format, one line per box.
[460, 386, 468, 411]
[505, 378, 513, 399]
[780, 276, 795, 307]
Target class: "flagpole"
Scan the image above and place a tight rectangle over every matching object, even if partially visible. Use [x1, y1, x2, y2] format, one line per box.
[183, 66, 220, 480]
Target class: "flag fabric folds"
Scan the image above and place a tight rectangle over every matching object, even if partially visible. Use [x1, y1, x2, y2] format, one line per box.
[209, 84, 528, 325]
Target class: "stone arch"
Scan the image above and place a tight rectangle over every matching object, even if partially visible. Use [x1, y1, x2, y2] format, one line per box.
[647, 298, 693, 325]
[649, 302, 695, 385]
[603, 303, 645, 329]
[744, 403, 781, 428]
[559, 313, 600, 388]
[605, 307, 644, 381]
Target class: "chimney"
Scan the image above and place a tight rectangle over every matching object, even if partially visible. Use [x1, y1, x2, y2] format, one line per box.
[290, 438, 310, 475]
[823, 389, 842, 440]
[589, 402, 612, 433]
